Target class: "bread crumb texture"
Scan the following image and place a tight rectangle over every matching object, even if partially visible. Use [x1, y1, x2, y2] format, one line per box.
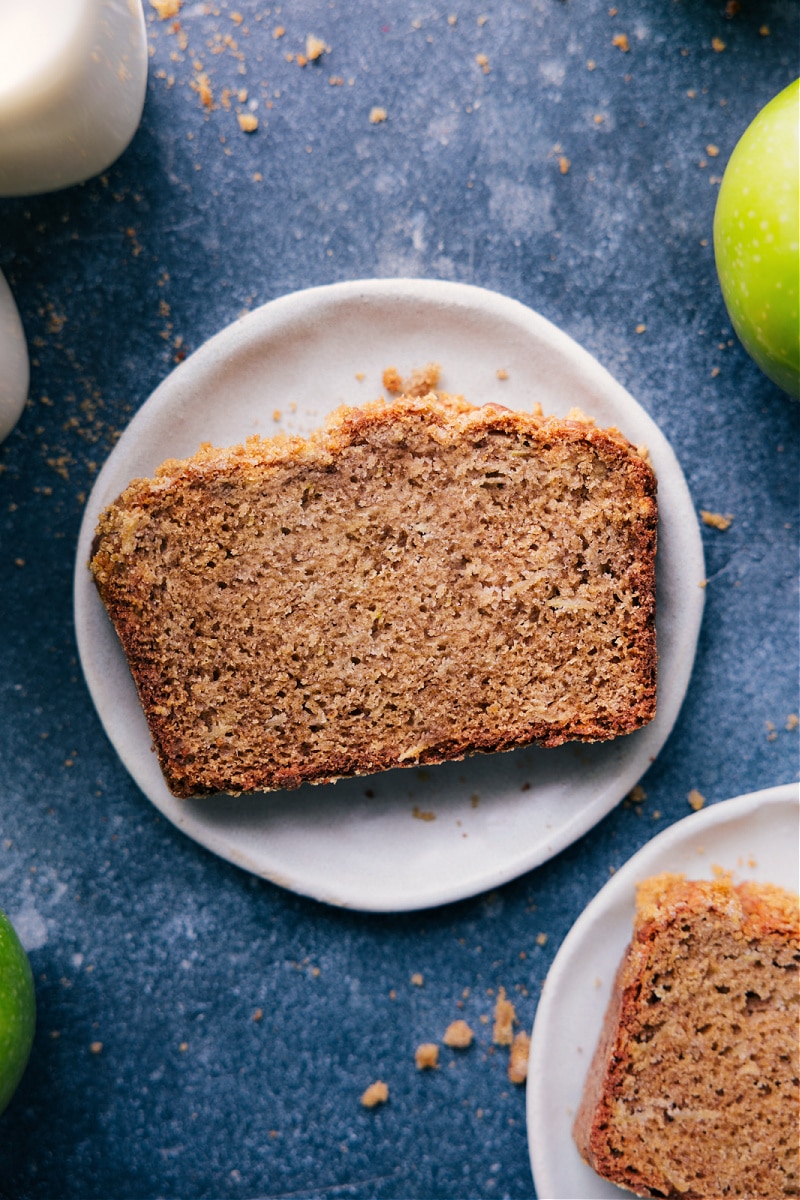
[90, 391, 657, 798]
[443, 1019, 475, 1049]
[360, 1080, 388, 1108]
[414, 1043, 440, 1070]
[573, 873, 800, 1199]
[508, 1029, 530, 1085]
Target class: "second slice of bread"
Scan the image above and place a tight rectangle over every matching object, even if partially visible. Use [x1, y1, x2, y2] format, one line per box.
[90, 393, 657, 797]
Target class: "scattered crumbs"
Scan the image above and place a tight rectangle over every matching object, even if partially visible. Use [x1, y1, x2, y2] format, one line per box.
[652, 809, 661, 820]
[382, 366, 403, 393]
[272, 409, 282, 421]
[594, 977, 603, 988]
[520, 781, 530, 792]
[415, 1043, 440, 1070]
[508, 1030, 530, 1085]
[253, 1008, 263, 1022]
[179, 1041, 189, 1052]
[759, 24, 770, 35]
[477, 14, 488, 26]
[389, 988, 397, 1000]
[536, 932, 548, 947]
[305, 35, 328, 60]
[273, 25, 285, 39]
[448, 13, 457, 25]
[496, 368, 509, 380]
[189, 71, 214, 109]
[558, 155, 570, 175]
[443, 1019, 474, 1048]
[712, 36, 726, 51]
[628, 783, 647, 805]
[470, 793, 480, 808]
[700, 509, 733, 531]
[89, 1041, 103, 1055]
[412, 806, 435, 822]
[411, 972, 424, 987]
[492, 986, 516, 1046]
[237, 113, 258, 133]
[594, 113, 605, 125]
[587, 59, 596, 70]
[706, 144, 720, 157]
[475, 53, 490, 74]
[612, 32, 630, 51]
[355, 372, 365, 382]
[150, 0, 182, 17]
[688, 789, 706, 812]
[361, 1080, 389, 1108]
[369, 106, 388, 125]
[786, 713, 799, 731]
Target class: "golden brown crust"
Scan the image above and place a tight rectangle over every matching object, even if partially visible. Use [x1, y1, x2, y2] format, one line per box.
[91, 393, 658, 798]
[573, 873, 800, 1199]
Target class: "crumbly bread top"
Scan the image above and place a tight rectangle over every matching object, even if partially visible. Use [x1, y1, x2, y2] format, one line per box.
[573, 872, 800, 1199]
[90, 393, 657, 798]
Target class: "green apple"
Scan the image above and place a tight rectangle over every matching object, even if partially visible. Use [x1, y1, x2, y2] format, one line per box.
[0, 906, 35, 1115]
[713, 78, 800, 398]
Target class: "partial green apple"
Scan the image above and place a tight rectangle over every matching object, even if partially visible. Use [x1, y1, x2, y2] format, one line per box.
[713, 78, 799, 398]
[0, 906, 35, 1115]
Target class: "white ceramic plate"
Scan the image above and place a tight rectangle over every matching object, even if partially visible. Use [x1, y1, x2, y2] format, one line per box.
[527, 783, 800, 1200]
[74, 279, 705, 912]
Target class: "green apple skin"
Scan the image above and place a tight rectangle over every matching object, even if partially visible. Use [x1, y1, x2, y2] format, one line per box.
[0, 907, 36, 1116]
[713, 78, 800, 399]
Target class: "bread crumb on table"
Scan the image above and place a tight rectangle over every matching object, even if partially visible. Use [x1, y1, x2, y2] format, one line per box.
[492, 986, 516, 1046]
[150, 0, 182, 18]
[237, 113, 259, 133]
[443, 1019, 474, 1048]
[306, 35, 328, 60]
[361, 1080, 389, 1108]
[688, 788, 706, 811]
[415, 1043, 440, 1070]
[700, 509, 733, 531]
[411, 972, 424, 987]
[369, 107, 388, 125]
[508, 1030, 530, 1084]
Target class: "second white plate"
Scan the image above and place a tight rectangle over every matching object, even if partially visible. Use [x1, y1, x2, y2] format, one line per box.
[74, 279, 705, 911]
[528, 783, 800, 1199]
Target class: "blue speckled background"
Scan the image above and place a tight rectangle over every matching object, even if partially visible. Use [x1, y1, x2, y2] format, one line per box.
[0, 2, 798, 1197]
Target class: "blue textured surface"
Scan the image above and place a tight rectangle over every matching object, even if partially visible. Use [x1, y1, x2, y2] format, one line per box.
[0, 2, 798, 1197]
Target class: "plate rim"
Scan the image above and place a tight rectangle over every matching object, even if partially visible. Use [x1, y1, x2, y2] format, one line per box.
[73, 277, 706, 912]
[527, 781, 800, 1199]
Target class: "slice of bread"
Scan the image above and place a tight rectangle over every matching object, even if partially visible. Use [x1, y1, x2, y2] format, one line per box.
[573, 872, 800, 1199]
[89, 392, 657, 798]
